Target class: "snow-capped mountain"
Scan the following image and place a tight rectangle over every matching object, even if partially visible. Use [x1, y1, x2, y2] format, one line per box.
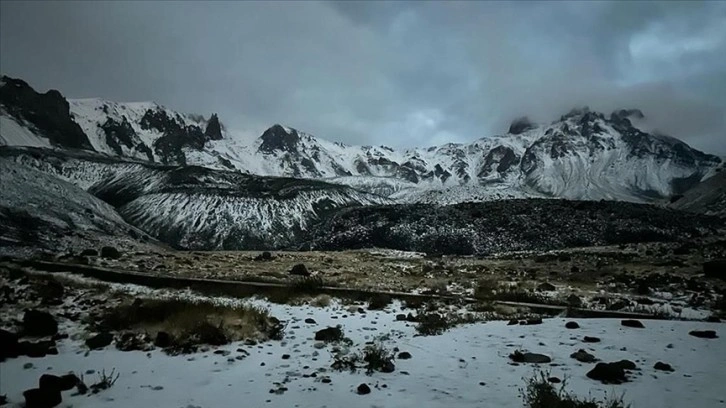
[0, 146, 390, 251]
[1, 74, 721, 204]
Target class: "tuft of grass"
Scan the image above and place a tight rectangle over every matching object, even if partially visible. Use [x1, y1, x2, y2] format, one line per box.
[310, 294, 332, 308]
[85, 369, 120, 395]
[289, 275, 325, 294]
[491, 288, 569, 306]
[362, 343, 395, 374]
[521, 371, 629, 408]
[330, 343, 395, 375]
[98, 298, 276, 349]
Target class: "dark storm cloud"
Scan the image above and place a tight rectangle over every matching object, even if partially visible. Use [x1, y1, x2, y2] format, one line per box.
[1, 1, 724, 153]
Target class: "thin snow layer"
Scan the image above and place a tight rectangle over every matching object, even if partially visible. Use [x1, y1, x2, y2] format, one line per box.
[121, 188, 389, 250]
[1, 301, 724, 408]
[0, 113, 51, 148]
[0, 157, 144, 255]
[0, 147, 392, 250]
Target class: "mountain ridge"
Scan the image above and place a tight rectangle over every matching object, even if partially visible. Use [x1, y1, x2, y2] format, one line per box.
[1, 74, 721, 204]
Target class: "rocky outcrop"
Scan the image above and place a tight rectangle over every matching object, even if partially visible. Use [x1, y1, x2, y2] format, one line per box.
[0, 75, 92, 149]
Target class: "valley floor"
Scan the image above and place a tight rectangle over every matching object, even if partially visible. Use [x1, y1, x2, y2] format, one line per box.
[1, 292, 725, 408]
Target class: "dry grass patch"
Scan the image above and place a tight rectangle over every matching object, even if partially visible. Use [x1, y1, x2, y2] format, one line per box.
[99, 298, 280, 349]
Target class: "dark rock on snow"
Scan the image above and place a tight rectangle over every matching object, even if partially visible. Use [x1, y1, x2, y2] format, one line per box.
[565, 321, 580, 329]
[18, 340, 58, 358]
[356, 383, 371, 395]
[85, 332, 113, 350]
[654, 362, 675, 372]
[0, 329, 20, 360]
[23, 310, 58, 337]
[397, 351, 412, 360]
[23, 387, 62, 408]
[621, 319, 645, 328]
[154, 331, 172, 348]
[39, 374, 80, 391]
[509, 350, 551, 364]
[689, 330, 718, 339]
[315, 326, 343, 342]
[586, 360, 636, 384]
[571, 349, 598, 363]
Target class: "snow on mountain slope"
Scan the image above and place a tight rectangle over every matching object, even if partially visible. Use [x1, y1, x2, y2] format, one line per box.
[670, 168, 726, 217]
[0, 146, 391, 250]
[1, 75, 721, 204]
[0, 156, 150, 257]
[0, 110, 52, 148]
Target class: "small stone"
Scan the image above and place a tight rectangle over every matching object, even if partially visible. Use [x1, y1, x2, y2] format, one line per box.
[654, 362, 675, 372]
[397, 351, 412, 360]
[356, 383, 371, 395]
[565, 321, 580, 329]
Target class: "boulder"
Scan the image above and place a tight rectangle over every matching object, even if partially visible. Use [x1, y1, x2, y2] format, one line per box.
[254, 251, 274, 261]
[85, 332, 113, 350]
[37, 280, 64, 305]
[315, 326, 343, 342]
[566, 294, 583, 307]
[397, 351, 412, 360]
[23, 310, 58, 337]
[586, 361, 635, 384]
[583, 336, 601, 343]
[290, 263, 310, 276]
[23, 387, 62, 408]
[0, 329, 20, 360]
[39, 374, 80, 391]
[19, 340, 57, 358]
[536, 282, 556, 292]
[565, 321, 580, 329]
[154, 331, 172, 348]
[509, 351, 551, 364]
[356, 383, 371, 395]
[526, 318, 543, 325]
[703, 259, 726, 280]
[79, 249, 98, 257]
[621, 319, 645, 328]
[570, 349, 597, 363]
[100, 246, 121, 259]
[689, 330, 718, 339]
[654, 362, 674, 372]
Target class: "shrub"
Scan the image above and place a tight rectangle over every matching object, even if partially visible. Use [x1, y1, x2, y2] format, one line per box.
[521, 371, 629, 408]
[310, 294, 332, 307]
[367, 293, 392, 310]
[415, 312, 454, 336]
[474, 278, 501, 300]
[362, 344, 395, 374]
[289, 275, 325, 294]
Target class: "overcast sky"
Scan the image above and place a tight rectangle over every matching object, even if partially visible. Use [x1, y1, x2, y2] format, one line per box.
[1, 1, 724, 153]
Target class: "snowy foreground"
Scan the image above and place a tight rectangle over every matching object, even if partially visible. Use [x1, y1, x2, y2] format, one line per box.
[2, 298, 725, 408]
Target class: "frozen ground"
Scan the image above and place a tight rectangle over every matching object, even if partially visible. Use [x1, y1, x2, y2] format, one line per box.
[1, 294, 724, 408]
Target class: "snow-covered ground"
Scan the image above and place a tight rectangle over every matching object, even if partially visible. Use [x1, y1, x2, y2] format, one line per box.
[2, 294, 724, 408]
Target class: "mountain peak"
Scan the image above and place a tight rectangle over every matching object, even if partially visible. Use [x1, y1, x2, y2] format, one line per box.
[204, 113, 223, 141]
[258, 124, 301, 153]
[508, 116, 536, 135]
